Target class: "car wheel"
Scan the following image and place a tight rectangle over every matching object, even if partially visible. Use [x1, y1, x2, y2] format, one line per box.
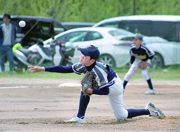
[99, 54, 116, 68]
[151, 53, 164, 69]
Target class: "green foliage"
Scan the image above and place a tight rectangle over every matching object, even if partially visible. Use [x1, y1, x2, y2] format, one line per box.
[1, 0, 180, 23]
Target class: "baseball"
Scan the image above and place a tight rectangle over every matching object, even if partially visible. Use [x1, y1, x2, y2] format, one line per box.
[19, 21, 26, 27]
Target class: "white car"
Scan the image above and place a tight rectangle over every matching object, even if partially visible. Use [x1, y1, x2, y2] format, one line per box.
[43, 27, 134, 68]
[143, 36, 180, 68]
[114, 36, 180, 68]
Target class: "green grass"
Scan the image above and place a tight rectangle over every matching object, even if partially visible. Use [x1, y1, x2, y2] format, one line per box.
[0, 66, 180, 80]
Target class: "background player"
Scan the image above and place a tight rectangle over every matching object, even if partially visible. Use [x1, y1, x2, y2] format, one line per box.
[123, 33, 155, 95]
[29, 45, 164, 123]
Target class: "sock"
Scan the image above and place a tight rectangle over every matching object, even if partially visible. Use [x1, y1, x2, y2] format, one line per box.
[123, 80, 128, 89]
[147, 79, 153, 90]
[127, 109, 150, 118]
[77, 92, 90, 118]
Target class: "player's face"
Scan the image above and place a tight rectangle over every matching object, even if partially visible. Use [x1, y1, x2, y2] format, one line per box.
[79, 54, 95, 66]
[3, 17, 10, 25]
[133, 38, 142, 49]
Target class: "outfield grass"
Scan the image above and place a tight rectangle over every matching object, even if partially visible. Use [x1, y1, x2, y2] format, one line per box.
[0, 66, 180, 80]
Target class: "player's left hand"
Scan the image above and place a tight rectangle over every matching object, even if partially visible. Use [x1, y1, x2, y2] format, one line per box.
[138, 61, 151, 70]
[85, 88, 93, 95]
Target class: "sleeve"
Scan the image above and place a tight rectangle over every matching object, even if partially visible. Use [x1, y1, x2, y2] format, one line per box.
[145, 46, 155, 60]
[92, 85, 109, 95]
[45, 65, 74, 73]
[72, 63, 86, 75]
[130, 50, 135, 64]
[147, 49, 154, 60]
[14, 26, 17, 39]
[0, 27, 3, 43]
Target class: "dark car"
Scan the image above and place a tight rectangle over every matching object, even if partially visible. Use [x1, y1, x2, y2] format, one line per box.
[0, 15, 67, 47]
[62, 22, 95, 30]
[93, 15, 180, 42]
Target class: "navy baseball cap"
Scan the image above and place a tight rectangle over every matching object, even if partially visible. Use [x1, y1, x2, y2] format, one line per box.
[78, 45, 100, 60]
[132, 33, 143, 40]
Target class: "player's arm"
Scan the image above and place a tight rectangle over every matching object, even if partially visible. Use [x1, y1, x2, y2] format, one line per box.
[29, 65, 74, 73]
[130, 56, 135, 64]
[85, 86, 109, 95]
[130, 50, 135, 66]
[45, 66, 73, 73]
[146, 45, 155, 60]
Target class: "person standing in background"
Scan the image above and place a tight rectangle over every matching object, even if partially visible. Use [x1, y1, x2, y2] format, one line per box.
[0, 13, 17, 72]
[123, 34, 155, 95]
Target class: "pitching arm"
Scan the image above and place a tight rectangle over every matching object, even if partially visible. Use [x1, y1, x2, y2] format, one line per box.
[45, 66, 74, 73]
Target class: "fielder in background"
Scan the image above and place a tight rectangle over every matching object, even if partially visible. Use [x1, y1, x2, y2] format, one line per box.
[28, 45, 165, 123]
[123, 33, 155, 95]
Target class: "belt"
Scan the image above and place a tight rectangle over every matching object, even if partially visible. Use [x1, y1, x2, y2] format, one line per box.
[109, 80, 115, 87]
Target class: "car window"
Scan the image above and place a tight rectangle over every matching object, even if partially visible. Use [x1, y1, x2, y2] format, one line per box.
[99, 22, 119, 28]
[62, 23, 95, 30]
[69, 31, 88, 42]
[108, 29, 134, 36]
[21, 20, 37, 33]
[120, 21, 152, 36]
[120, 37, 132, 41]
[55, 31, 88, 43]
[85, 31, 103, 41]
[151, 21, 176, 41]
[36, 21, 51, 34]
[53, 22, 66, 34]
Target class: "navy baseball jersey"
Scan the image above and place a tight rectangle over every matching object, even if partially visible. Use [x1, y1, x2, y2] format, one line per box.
[72, 62, 116, 89]
[130, 44, 154, 64]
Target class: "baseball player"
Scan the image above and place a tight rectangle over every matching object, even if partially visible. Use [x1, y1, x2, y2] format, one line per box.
[123, 33, 155, 95]
[28, 45, 165, 123]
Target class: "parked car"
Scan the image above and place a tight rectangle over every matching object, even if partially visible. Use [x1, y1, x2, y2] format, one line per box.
[62, 22, 95, 30]
[113, 35, 180, 68]
[93, 15, 180, 42]
[43, 27, 134, 68]
[0, 15, 67, 48]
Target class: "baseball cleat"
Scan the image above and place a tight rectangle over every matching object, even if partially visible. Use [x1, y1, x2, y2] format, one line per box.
[145, 89, 155, 95]
[145, 102, 165, 119]
[65, 116, 87, 123]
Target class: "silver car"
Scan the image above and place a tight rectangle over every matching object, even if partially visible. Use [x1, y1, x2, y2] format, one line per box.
[43, 27, 134, 68]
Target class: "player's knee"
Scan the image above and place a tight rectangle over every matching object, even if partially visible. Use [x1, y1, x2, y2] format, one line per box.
[113, 109, 128, 120]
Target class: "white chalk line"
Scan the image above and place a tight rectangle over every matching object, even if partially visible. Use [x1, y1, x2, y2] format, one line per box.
[0, 82, 180, 89]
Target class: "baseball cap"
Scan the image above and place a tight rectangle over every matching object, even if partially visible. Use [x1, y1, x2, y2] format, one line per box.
[78, 45, 100, 60]
[3, 13, 11, 20]
[132, 33, 143, 40]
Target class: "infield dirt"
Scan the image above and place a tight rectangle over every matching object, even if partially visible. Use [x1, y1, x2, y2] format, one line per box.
[0, 78, 180, 132]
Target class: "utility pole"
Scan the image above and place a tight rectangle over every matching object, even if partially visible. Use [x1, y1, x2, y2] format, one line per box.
[133, 0, 136, 15]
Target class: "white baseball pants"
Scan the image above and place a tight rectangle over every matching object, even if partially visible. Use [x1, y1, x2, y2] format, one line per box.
[108, 76, 128, 120]
[124, 58, 151, 81]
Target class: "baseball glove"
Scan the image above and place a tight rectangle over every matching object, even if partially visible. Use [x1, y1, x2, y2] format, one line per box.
[138, 61, 150, 70]
[81, 71, 99, 96]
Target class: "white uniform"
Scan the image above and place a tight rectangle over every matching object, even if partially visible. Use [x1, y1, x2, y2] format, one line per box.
[108, 77, 128, 119]
[72, 62, 128, 120]
[124, 44, 154, 81]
